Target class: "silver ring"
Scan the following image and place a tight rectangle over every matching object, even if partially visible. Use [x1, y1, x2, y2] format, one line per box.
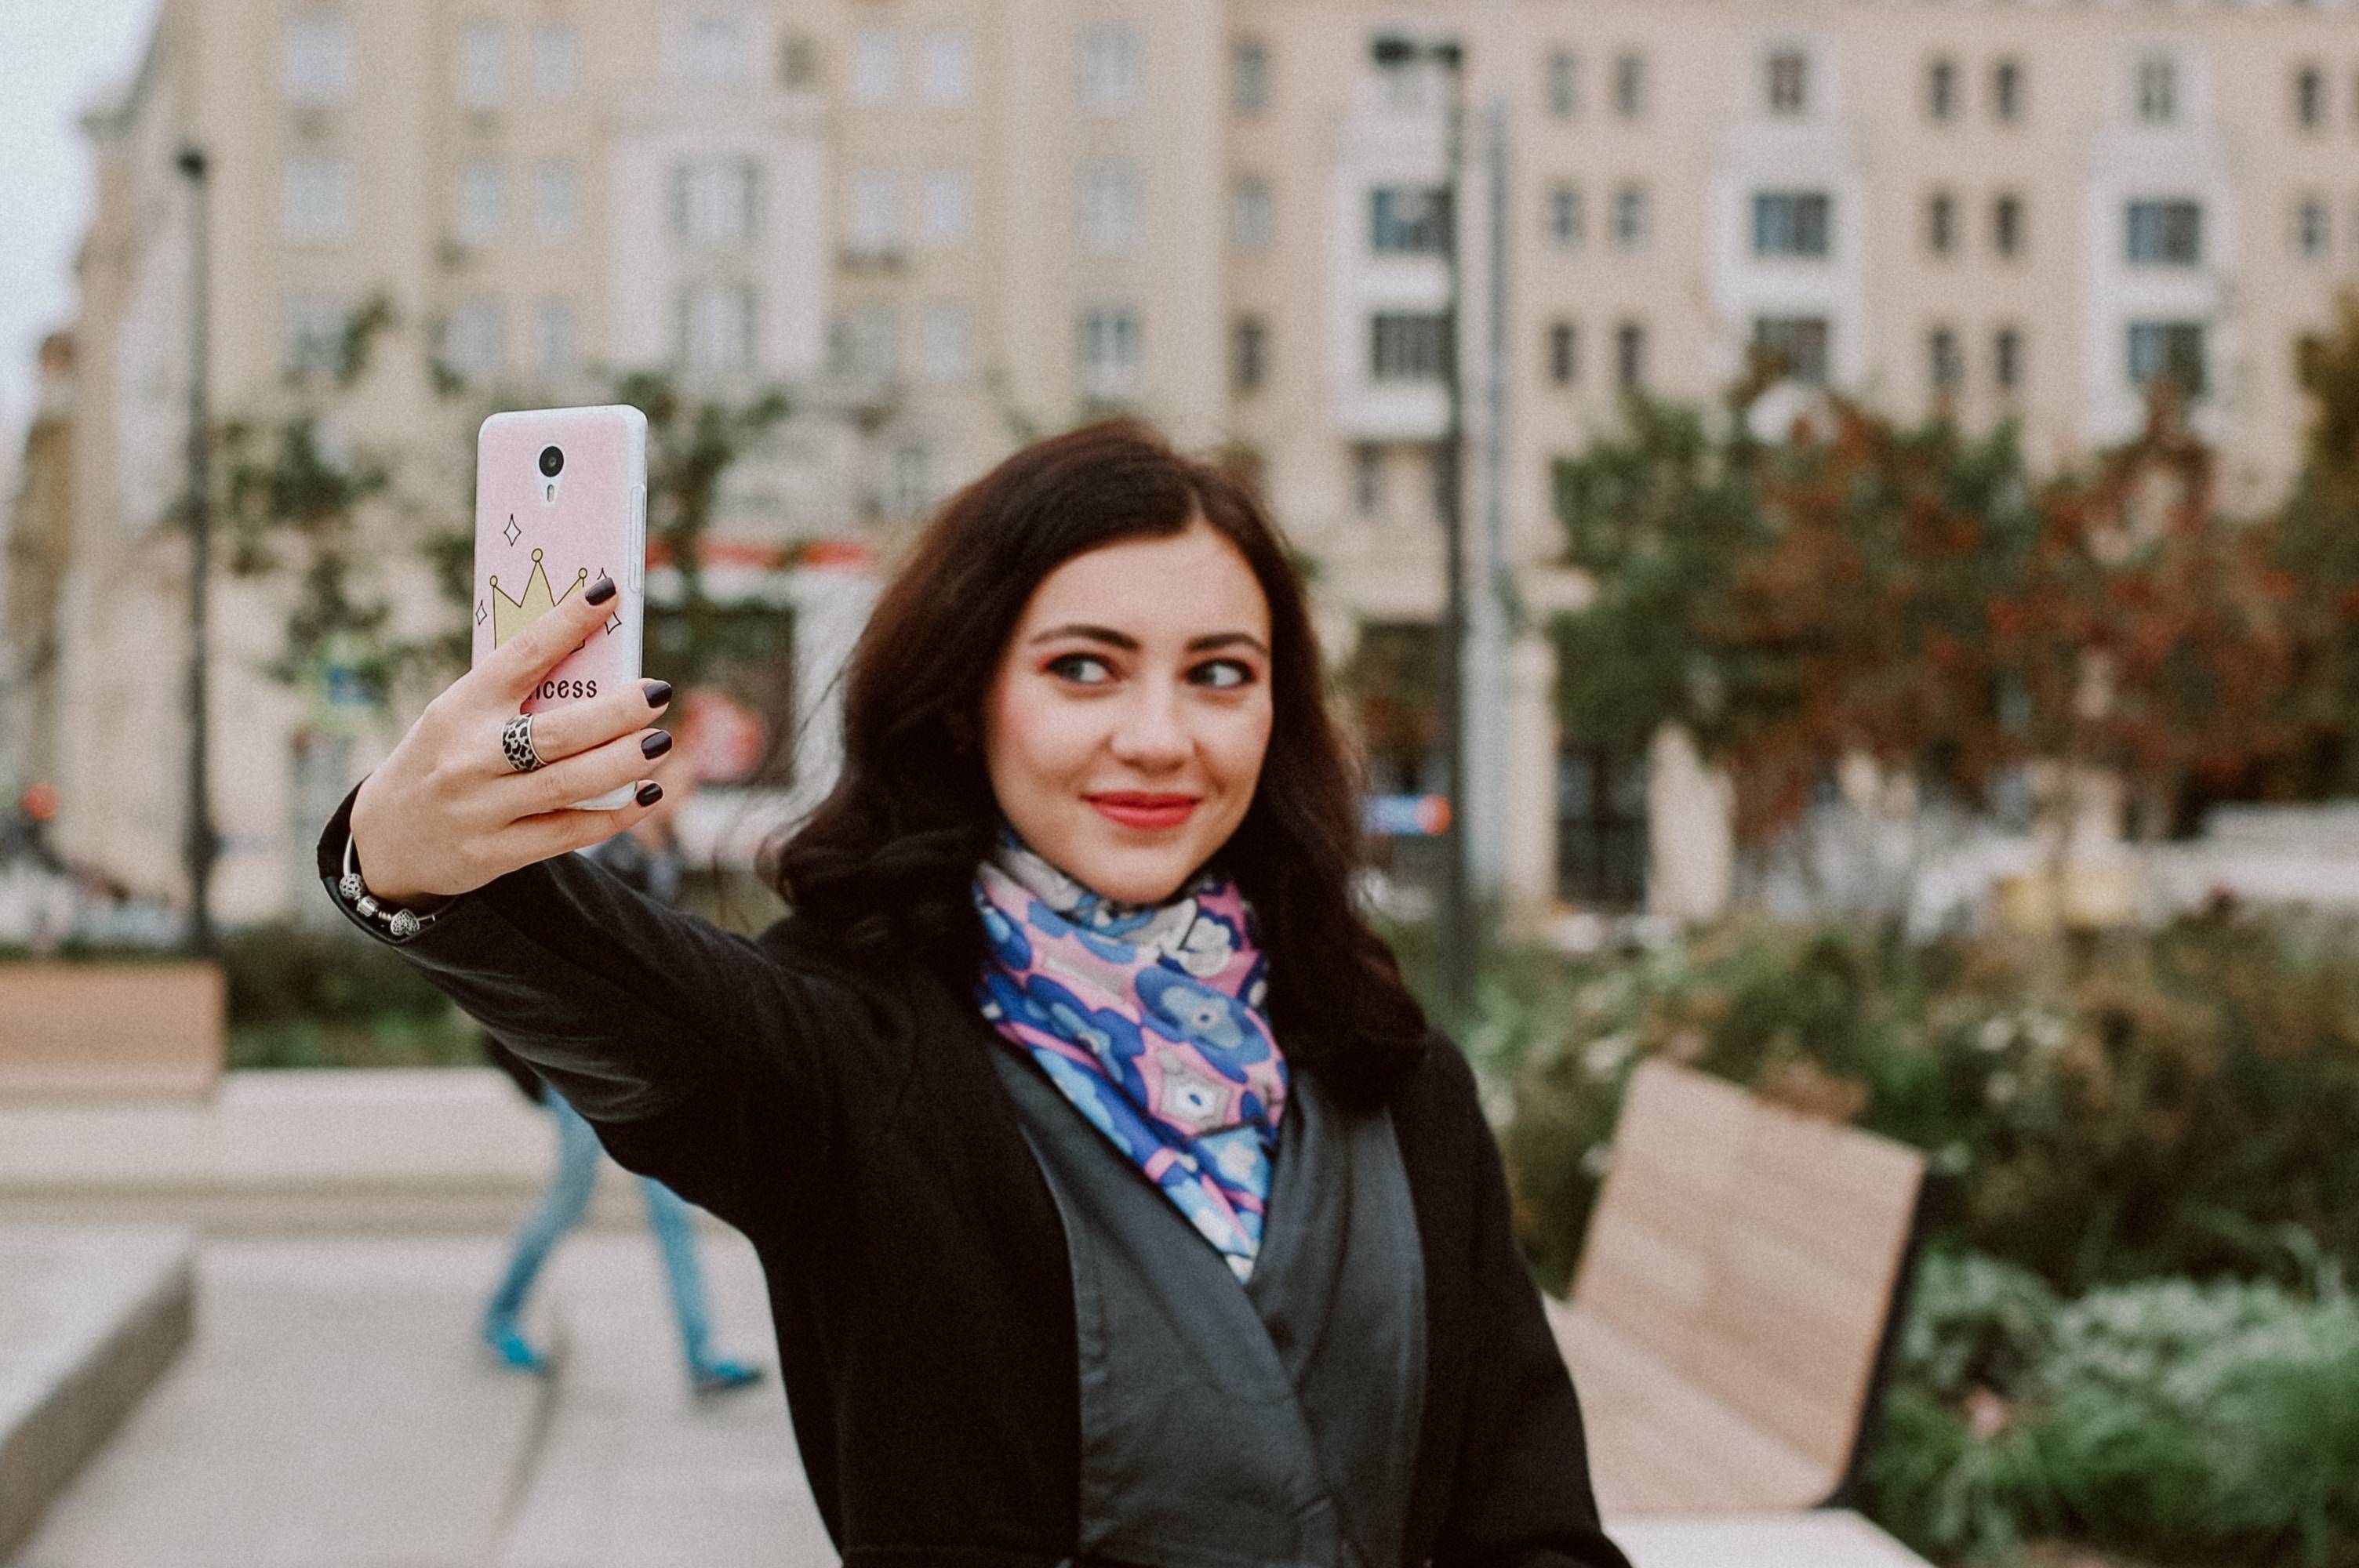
[500, 713, 546, 773]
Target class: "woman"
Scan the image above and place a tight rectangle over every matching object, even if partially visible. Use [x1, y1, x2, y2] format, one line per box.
[322, 420, 1629, 1567]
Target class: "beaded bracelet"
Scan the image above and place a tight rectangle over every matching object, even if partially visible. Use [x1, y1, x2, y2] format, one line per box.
[337, 832, 445, 942]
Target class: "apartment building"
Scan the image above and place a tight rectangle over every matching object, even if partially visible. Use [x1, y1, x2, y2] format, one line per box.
[13, 0, 2359, 928]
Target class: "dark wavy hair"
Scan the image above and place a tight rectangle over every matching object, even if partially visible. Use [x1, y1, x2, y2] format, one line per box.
[768, 418, 1429, 1108]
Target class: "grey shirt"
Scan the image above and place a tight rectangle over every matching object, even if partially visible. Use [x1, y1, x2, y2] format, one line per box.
[990, 1047, 1427, 1568]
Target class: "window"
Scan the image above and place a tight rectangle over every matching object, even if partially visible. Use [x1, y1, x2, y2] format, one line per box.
[888, 444, 933, 518]
[1926, 56, 1957, 122]
[2296, 196, 2330, 260]
[457, 160, 505, 245]
[1546, 49, 1579, 118]
[442, 298, 506, 381]
[2295, 65, 2326, 131]
[282, 153, 352, 239]
[532, 23, 580, 99]
[1612, 52, 1645, 118]
[1546, 184, 1585, 249]
[2128, 320, 2205, 397]
[533, 299, 576, 380]
[1928, 326, 1963, 394]
[1369, 314, 1448, 382]
[1232, 38, 1270, 115]
[1994, 325, 2023, 393]
[780, 34, 817, 89]
[531, 159, 579, 241]
[921, 300, 971, 383]
[1556, 744, 1647, 908]
[1231, 176, 1274, 252]
[1992, 58, 2024, 123]
[2135, 53, 2177, 125]
[1765, 49, 1808, 118]
[1754, 316, 1830, 384]
[1612, 184, 1649, 251]
[921, 166, 972, 246]
[1233, 315, 1267, 394]
[459, 21, 504, 111]
[678, 283, 756, 373]
[1927, 190, 1957, 256]
[2126, 199, 2201, 265]
[282, 293, 351, 378]
[674, 158, 758, 246]
[1078, 25, 1142, 114]
[282, 13, 352, 104]
[1992, 193, 2025, 258]
[685, 15, 750, 82]
[1616, 321, 1646, 390]
[1077, 306, 1143, 399]
[835, 301, 897, 379]
[1753, 191, 1830, 257]
[1078, 164, 1141, 254]
[1371, 187, 1448, 253]
[1351, 444, 1385, 517]
[1547, 320, 1578, 386]
[921, 29, 975, 106]
[852, 28, 897, 104]
[848, 169, 900, 253]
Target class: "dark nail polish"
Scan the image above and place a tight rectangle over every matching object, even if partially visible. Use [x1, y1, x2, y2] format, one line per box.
[642, 731, 673, 760]
[635, 782, 663, 808]
[642, 679, 673, 708]
[587, 574, 616, 605]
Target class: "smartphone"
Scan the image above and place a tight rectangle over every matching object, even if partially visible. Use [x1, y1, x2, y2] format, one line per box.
[473, 405, 649, 810]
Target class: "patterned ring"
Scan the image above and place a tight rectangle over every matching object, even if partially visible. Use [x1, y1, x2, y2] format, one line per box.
[500, 713, 546, 773]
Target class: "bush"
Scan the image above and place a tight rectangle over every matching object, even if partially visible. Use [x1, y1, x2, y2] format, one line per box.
[1488, 909, 2359, 1295]
[216, 920, 480, 1069]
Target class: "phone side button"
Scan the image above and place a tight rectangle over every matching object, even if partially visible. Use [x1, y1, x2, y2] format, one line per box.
[629, 485, 646, 591]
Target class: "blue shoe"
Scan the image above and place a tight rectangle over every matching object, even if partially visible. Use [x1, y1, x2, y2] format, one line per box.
[689, 1357, 765, 1397]
[483, 1312, 549, 1375]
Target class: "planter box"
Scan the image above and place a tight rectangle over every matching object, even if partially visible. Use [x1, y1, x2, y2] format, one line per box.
[0, 964, 224, 1098]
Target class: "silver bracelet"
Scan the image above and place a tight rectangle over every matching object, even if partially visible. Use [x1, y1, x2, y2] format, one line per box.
[338, 832, 443, 942]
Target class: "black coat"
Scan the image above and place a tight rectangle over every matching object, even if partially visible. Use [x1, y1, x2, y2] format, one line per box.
[319, 788, 1630, 1568]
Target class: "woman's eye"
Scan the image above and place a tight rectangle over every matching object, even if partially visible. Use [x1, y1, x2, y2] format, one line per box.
[1049, 654, 1114, 684]
[1193, 660, 1255, 690]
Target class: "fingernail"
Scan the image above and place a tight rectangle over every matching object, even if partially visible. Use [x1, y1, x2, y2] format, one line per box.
[587, 575, 616, 605]
[642, 679, 673, 708]
[635, 782, 663, 808]
[642, 731, 673, 760]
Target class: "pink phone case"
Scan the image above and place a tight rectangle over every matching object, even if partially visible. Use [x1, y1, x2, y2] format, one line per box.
[473, 405, 649, 810]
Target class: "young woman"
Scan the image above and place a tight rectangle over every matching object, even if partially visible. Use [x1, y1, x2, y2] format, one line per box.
[322, 419, 1629, 1568]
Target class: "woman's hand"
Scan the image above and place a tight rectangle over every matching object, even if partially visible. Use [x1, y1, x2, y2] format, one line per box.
[349, 575, 674, 903]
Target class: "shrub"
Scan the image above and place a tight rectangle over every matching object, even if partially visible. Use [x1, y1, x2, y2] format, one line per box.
[216, 920, 480, 1069]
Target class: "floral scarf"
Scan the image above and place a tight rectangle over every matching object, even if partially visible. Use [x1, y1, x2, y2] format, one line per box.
[972, 831, 1289, 1282]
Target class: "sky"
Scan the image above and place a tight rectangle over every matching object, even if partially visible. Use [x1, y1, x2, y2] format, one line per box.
[0, 0, 162, 456]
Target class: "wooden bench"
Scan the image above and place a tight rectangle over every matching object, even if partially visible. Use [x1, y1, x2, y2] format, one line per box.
[0, 964, 225, 1099]
[1544, 1058, 1928, 1519]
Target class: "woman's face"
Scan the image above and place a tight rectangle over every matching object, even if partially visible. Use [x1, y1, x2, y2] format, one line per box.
[983, 519, 1275, 905]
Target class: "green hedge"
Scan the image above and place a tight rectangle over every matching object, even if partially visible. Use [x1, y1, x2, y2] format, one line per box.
[216, 920, 480, 1069]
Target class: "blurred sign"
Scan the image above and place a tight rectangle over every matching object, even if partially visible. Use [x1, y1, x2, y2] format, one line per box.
[1365, 793, 1451, 837]
[305, 634, 383, 739]
[682, 688, 767, 783]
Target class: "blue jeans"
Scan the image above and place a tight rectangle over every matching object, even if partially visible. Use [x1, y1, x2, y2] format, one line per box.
[485, 1089, 717, 1373]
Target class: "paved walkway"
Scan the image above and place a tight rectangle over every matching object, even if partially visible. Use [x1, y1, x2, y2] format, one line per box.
[8, 1230, 836, 1568]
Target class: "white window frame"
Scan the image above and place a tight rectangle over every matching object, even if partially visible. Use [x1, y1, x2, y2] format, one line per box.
[920, 28, 975, 106]
[1230, 176, 1274, 252]
[532, 159, 580, 241]
[684, 15, 752, 84]
[1611, 183, 1648, 252]
[2135, 52, 2179, 126]
[533, 299, 577, 381]
[1078, 24, 1143, 114]
[1546, 49, 1579, 118]
[1753, 191, 1830, 258]
[457, 159, 506, 246]
[1078, 164, 1142, 256]
[679, 283, 758, 374]
[282, 13, 354, 106]
[921, 166, 973, 247]
[283, 293, 351, 378]
[282, 154, 354, 241]
[1232, 38, 1270, 116]
[852, 27, 899, 105]
[849, 168, 901, 255]
[1547, 184, 1584, 249]
[1765, 49, 1808, 118]
[532, 21, 582, 100]
[458, 21, 505, 111]
[442, 298, 507, 382]
[674, 158, 760, 247]
[921, 300, 972, 383]
[2295, 195, 2330, 260]
[1077, 306, 1143, 399]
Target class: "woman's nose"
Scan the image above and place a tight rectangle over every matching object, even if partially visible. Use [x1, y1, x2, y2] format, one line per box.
[1108, 690, 1189, 765]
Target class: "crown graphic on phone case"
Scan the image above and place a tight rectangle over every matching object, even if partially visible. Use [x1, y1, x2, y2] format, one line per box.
[489, 548, 590, 649]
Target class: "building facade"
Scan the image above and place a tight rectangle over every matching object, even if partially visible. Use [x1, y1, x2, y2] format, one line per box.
[13, 0, 2359, 928]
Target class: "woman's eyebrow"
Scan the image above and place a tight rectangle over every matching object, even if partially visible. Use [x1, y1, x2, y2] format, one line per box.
[1028, 623, 1270, 657]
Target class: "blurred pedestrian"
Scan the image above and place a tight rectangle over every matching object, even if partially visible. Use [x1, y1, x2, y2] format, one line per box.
[478, 731, 762, 1397]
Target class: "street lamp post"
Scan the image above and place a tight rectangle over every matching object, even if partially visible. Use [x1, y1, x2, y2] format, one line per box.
[176, 145, 219, 957]
[1372, 36, 1474, 1018]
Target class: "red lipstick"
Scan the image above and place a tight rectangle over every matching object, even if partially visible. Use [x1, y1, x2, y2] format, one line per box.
[1086, 793, 1199, 830]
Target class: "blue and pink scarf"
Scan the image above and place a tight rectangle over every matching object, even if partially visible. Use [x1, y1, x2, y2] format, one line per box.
[972, 832, 1289, 1281]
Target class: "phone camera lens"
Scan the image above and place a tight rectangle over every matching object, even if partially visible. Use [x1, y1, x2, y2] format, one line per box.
[538, 445, 565, 478]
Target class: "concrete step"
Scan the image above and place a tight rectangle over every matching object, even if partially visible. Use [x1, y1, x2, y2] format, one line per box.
[0, 1229, 195, 1559]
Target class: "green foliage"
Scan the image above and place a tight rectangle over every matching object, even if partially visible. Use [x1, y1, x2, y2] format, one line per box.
[215, 920, 479, 1069]
[1865, 1249, 2359, 1566]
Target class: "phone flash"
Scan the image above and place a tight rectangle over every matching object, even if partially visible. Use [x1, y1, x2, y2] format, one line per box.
[541, 477, 562, 506]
